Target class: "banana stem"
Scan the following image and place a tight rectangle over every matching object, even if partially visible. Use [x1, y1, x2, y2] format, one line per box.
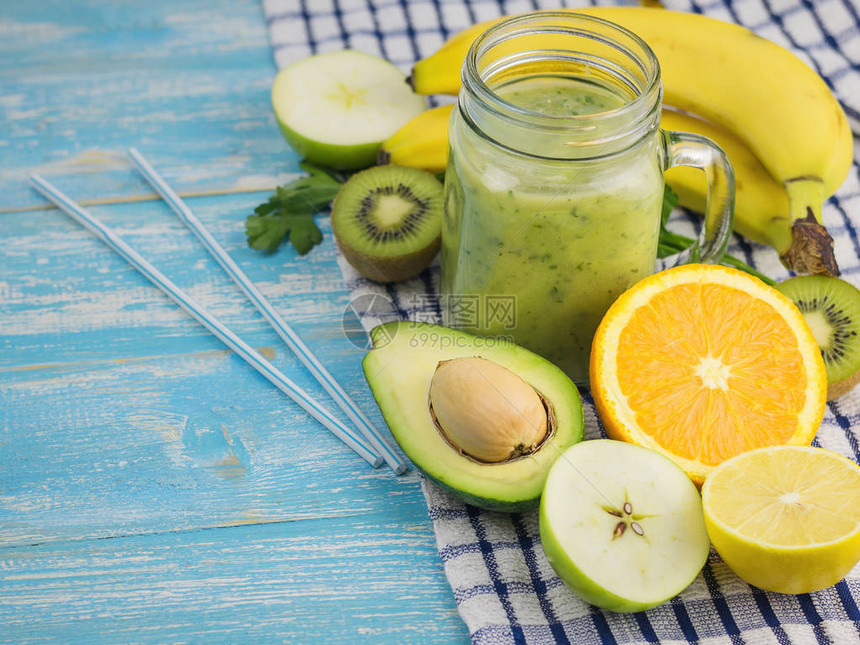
[781, 178, 840, 276]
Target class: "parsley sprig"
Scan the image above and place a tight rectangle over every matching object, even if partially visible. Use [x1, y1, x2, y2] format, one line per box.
[658, 185, 775, 286]
[245, 162, 343, 255]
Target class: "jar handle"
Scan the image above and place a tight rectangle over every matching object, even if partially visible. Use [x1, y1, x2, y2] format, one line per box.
[661, 130, 735, 264]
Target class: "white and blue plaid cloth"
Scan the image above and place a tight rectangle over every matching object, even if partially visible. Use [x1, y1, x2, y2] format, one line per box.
[263, 1, 860, 642]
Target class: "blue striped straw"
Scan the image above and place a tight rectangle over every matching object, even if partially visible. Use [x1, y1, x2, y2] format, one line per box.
[30, 174, 383, 470]
[127, 148, 408, 475]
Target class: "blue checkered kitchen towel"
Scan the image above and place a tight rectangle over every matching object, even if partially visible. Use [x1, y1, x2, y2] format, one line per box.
[263, 1, 860, 642]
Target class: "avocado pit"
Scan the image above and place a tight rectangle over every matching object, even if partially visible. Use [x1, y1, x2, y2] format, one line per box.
[428, 356, 555, 463]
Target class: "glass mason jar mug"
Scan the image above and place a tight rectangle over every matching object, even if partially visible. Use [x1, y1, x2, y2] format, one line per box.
[441, 12, 734, 385]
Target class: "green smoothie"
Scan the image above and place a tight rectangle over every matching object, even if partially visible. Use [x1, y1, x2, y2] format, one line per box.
[442, 75, 663, 382]
[499, 76, 626, 118]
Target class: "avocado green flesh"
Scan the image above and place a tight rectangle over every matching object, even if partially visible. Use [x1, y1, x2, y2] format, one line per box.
[363, 321, 584, 510]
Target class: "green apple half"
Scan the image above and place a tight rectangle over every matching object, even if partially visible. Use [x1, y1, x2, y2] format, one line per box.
[539, 440, 710, 612]
[272, 49, 426, 170]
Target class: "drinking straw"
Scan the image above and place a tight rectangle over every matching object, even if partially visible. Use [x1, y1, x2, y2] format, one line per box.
[127, 148, 408, 475]
[30, 174, 383, 470]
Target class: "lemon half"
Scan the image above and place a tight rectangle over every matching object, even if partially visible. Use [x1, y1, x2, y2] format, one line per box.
[702, 445, 860, 594]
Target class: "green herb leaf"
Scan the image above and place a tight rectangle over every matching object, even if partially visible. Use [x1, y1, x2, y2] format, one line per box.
[246, 162, 345, 256]
[253, 197, 280, 216]
[246, 213, 292, 253]
[299, 160, 344, 185]
[275, 183, 340, 212]
[658, 183, 776, 286]
[288, 212, 325, 255]
[661, 184, 680, 228]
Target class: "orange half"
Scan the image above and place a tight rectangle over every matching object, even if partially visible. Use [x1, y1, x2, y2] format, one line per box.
[590, 264, 826, 485]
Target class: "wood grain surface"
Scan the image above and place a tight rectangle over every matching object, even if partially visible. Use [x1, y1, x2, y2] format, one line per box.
[0, 0, 469, 641]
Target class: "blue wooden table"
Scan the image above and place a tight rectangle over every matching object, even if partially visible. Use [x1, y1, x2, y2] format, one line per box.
[0, 1, 469, 641]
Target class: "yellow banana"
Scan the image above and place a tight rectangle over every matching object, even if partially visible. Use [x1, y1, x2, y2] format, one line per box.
[662, 110, 792, 251]
[410, 20, 493, 96]
[377, 104, 453, 174]
[410, 6, 853, 275]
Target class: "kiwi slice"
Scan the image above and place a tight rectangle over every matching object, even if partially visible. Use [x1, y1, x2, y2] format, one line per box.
[331, 165, 443, 283]
[777, 275, 860, 399]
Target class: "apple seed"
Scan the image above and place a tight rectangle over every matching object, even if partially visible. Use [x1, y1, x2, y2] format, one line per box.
[605, 500, 647, 539]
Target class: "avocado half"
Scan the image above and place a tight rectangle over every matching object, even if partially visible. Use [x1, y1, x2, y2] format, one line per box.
[363, 321, 584, 512]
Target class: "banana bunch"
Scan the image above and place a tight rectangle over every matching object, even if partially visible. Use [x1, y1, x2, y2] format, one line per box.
[380, 7, 853, 276]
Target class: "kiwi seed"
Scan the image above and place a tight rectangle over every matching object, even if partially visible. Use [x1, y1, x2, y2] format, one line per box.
[777, 275, 860, 400]
[331, 165, 443, 283]
[356, 183, 428, 242]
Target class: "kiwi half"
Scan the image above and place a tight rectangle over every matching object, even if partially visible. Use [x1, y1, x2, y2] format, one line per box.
[331, 165, 443, 283]
[777, 275, 860, 399]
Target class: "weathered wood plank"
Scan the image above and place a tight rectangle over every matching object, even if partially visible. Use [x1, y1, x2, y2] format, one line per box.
[0, 513, 469, 643]
[0, 335, 408, 545]
[0, 0, 290, 213]
[0, 0, 469, 639]
[1, 192, 350, 366]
